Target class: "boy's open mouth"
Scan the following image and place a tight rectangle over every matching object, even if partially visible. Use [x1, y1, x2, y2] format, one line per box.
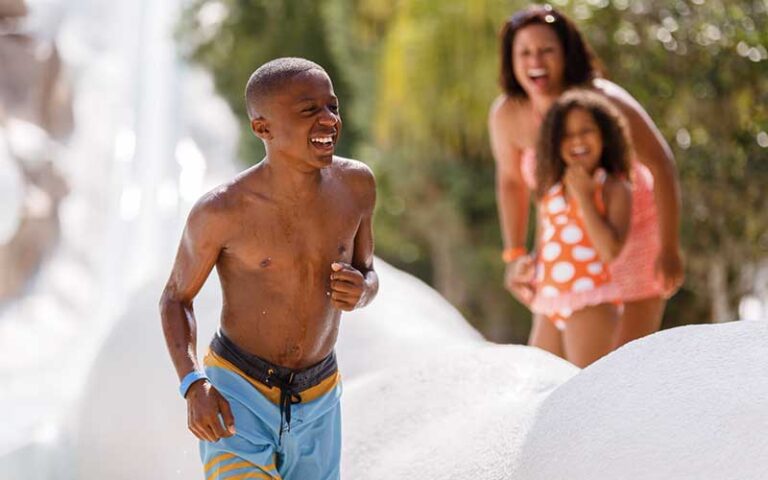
[310, 135, 335, 150]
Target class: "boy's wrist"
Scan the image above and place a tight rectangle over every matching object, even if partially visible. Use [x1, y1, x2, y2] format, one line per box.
[179, 370, 209, 398]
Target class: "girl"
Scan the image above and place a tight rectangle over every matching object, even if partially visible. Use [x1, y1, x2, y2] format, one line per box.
[528, 90, 632, 367]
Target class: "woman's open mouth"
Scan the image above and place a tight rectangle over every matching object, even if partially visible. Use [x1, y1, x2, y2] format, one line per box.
[528, 68, 549, 88]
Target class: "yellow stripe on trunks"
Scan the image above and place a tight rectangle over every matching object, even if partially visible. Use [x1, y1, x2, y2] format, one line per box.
[204, 350, 340, 405]
[207, 460, 278, 480]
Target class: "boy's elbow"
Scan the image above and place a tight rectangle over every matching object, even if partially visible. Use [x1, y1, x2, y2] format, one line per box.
[158, 287, 183, 319]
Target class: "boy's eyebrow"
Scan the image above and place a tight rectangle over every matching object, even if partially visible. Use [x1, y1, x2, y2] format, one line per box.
[294, 94, 338, 103]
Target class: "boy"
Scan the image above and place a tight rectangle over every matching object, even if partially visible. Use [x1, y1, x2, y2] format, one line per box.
[160, 57, 378, 480]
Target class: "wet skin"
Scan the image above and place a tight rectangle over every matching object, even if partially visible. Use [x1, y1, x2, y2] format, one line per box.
[160, 68, 378, 442]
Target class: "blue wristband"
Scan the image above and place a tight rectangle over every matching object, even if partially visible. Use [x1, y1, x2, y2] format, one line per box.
[179, 370, 208, 398]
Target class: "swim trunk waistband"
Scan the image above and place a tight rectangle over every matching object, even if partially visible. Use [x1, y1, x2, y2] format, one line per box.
[210, 330, 338, 394]
[209, 330, 338, 439]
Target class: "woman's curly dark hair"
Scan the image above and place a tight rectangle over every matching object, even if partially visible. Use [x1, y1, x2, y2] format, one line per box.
[499, 4, 603, 97]
[536, 89, 631, 198]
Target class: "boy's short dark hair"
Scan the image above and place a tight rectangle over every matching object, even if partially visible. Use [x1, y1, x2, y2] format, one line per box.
[498, 5, 603, 98]
[245, 57, 326, 120]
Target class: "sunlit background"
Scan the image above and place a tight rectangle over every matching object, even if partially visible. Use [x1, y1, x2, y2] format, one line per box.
[0, 0, 766, 478]
[174, 0, 768, 340]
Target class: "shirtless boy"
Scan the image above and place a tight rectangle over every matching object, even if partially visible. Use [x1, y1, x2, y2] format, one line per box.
[159, 57, 378, 480]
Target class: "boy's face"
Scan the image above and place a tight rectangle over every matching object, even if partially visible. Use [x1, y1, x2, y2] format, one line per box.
[254, 69, 341, 169]
[560, 107, 602, 172]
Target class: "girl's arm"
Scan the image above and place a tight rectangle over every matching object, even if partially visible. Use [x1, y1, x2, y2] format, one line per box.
[566, 167, 632, 263]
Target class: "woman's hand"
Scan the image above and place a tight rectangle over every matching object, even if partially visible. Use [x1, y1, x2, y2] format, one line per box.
[655, 246, 685, 298]
[504, 254, 536, 305]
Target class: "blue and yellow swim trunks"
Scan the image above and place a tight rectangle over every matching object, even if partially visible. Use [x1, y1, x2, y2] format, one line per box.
[200, 331, 342, 480]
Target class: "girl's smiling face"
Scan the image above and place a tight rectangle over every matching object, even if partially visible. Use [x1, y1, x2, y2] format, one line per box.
[560, 107, 603, 172]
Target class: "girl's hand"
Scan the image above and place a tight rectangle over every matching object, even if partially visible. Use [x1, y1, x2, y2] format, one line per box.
[563, 165, 595, 205]
[504, 254, 535, 305]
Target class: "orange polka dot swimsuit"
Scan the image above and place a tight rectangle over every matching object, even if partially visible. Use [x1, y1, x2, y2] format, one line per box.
[530, 169, 621, 331]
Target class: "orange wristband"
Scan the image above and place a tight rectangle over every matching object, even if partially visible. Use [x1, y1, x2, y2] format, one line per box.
[502, 247, 527, 264]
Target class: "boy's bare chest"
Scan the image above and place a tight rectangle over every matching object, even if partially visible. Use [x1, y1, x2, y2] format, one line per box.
[222, 198, 361, 271]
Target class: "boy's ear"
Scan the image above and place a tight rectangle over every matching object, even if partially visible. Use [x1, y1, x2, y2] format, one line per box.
[251, 117, 271, 140]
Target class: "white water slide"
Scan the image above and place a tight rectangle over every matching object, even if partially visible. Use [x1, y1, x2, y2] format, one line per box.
[1, 1, 766, 479]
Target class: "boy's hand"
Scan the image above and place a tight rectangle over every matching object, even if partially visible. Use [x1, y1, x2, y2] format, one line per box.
[186, 380, 235, 443]
[330, 262, 366, 311]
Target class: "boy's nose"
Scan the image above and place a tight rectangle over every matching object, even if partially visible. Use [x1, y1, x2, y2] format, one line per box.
[318, 109, 339, 126]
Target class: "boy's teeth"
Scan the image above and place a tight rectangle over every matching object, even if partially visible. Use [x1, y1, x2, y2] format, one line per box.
[311, 136, 332, 144]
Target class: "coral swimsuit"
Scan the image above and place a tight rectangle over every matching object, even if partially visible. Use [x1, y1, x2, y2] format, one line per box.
[529, 170, 621, 330]
[520, 148, 663, 303]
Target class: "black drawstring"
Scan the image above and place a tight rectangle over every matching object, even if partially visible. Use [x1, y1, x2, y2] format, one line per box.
[210, 332, 337, 444]
[265, 370, 303, 443]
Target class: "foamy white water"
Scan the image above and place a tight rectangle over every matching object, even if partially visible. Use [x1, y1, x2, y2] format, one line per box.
[2, 1, 767, 480]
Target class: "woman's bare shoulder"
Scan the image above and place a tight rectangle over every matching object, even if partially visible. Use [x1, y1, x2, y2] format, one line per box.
[490, 94, 527, 121]
[592, 79, 645, 115]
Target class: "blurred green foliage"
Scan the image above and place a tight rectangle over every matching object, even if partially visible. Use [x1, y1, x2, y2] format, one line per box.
[178, 0, 767, 341]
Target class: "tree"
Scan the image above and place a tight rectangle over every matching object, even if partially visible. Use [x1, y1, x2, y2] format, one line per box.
[178, 0, 768, 340]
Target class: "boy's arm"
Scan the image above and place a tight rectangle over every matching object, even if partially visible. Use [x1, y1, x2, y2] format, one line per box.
[159, 196, 235, 442]
[329, 167, 378, 310]
[567, 167, 632, 263]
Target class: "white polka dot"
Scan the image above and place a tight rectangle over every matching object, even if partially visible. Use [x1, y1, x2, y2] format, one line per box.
[551, 261, 575, 283]
[572, 246, 596, 261]
[541, 286, 560, 298]
[548, 196, 566, 214]
[561, 225, 583, 244]
[587, 262, 603, 275]
[558, 308, 573, 318]
[573, 278, 596, 292]
[555, 319, 567, 331]
[541, 242, 562, 261]
[555, 215, 569, 225]
[543, 225, 556, 242]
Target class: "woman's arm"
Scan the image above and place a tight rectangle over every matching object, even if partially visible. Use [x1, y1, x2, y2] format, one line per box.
[489, 96, 535, 302]
[596, 79, 684, 295]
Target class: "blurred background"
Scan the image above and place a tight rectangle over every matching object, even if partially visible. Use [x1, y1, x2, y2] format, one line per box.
[0, 0, 766, 476]
[175, 0, 768, 341]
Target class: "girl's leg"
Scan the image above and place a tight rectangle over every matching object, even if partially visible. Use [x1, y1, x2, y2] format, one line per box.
[613, 297, 666, 349]
[528, 313, 564, 359]
[562, 303, 618, 368]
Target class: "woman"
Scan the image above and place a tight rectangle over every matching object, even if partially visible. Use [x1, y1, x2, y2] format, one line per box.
[488, 5, 684, 356]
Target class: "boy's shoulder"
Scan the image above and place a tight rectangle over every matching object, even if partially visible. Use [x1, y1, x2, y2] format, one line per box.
[332, 156, 375, 186]
[331, 156, 376, 206]
[190, 166, 259, 219]
[332, 155, 373, 175]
